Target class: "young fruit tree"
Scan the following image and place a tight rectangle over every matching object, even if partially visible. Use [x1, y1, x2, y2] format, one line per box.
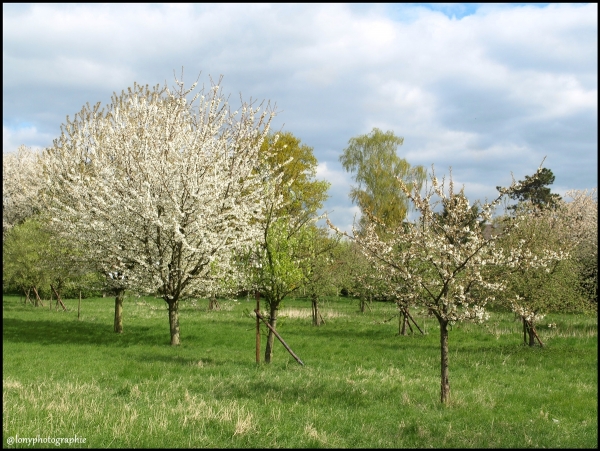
[248, 215, 319, 362]
[41, 73, 279, 345]
[492, 188, 597, 345]
[247, 132, 330, 362]
[328, 165, 556, 403]
[298, 226, 340, 327]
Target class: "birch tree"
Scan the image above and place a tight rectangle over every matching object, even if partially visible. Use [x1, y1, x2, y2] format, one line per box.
[42, 73, 280, 345]
[339, 128, 426, 232]
[328, 165, 556, 403]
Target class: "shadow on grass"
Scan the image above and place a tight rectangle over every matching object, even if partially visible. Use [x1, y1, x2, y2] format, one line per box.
[2, 317, 167, 347]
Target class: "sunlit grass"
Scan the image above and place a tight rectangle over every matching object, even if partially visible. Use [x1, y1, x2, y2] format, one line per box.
[2, 294, 597, 448]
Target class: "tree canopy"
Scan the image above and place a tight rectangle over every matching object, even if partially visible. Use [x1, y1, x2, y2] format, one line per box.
[500, 167, 562, 212]
[41, 74, 280, 345]
[260, 131, 330, 219]
[339, 128, 426, 231]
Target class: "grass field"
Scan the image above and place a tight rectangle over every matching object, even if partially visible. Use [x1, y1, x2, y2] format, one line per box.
[2, 294, 597, 448]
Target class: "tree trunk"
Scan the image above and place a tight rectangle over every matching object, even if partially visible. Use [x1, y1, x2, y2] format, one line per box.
[168, 299, 180, 346]
[523, 318, 543, 347]
[400, 309, 407, 335]
[33, 287, 43, 307]
[208, 297, 220, 311]
[264, 304, 278, 363]
[114, 289, 124, 333]
[311, 295, 321, 326]
[527, 321, 535, 347]
[439, 318, 450, 404]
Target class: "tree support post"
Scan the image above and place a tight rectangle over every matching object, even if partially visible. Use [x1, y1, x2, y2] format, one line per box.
[255, 309, 304, 366]
[255, 292, 260, 364]
[32, 287, 44, 307]
[50, 285, 67, 311]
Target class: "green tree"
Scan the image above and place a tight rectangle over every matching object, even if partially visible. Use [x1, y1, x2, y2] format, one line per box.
[300, 227, 340, 326]
[260, 131, 330, 218]
[339, 128, 426, 231]
[249, 131, 331, 361]
[250, 217, 315, 362]
[3, 218, 50, 305]
[3, 217, 101, 307]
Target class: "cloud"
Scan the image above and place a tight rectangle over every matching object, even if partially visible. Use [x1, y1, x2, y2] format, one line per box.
[3, 3, 596, 234]
[3, 125, 51, 154]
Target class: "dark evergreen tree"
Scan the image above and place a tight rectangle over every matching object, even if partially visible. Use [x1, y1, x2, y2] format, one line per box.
[499, 168, 562, 213]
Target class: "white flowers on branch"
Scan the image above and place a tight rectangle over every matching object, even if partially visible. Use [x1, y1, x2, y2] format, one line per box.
[3, 145, 42, 235]
[42, 75, 281, 344]
[499, 187, 597, 326]
[328, 163, 559, 402]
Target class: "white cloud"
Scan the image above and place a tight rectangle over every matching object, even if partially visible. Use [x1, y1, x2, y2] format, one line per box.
[2, 3, 596, 228]
[3, 125, 50, 153]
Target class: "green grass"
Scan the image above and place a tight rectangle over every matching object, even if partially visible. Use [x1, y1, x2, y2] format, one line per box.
[3, 295, 597, 448]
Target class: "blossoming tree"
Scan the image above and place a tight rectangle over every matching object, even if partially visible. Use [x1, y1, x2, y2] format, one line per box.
[3, 145, 42, 236]
[328, 165, 555, 403]
[42, 73, 279, 345]
[493, 188, 597, 345]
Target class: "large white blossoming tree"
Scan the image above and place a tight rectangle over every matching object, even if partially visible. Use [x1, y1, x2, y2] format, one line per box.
[328, 165, 555, 403]
[42, 73, 279, 345]
[3, 145, 42, 236]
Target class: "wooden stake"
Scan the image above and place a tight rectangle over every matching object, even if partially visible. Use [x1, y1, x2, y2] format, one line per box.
[32, 287, 44, 307]
[78, 291, 81, 320]
[255, 309, 304, 366]
[50, 285, 67, 311]
[255, 292, 260, 364]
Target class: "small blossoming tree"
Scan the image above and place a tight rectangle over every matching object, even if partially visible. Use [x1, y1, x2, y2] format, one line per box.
[493, 188, 597, 345]
[328, 165, 554, 403]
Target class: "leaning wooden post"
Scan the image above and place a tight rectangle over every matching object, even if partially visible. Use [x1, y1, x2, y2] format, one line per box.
[255, 291, 260, 364]
[33, 287, 44, 307]
[255, 309, 304, 366]
[406, 308, 424, 335]
[50, 285, 67, 311]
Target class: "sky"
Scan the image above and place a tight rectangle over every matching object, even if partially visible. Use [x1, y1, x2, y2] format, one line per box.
[3, 3, 597, 234]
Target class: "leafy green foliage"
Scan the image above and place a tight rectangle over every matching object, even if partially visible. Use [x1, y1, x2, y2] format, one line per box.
[3, 218, 51, 296]
[339, 128, 426, 231]
[3, 217, 104, 300]
[253, 217, 309, 306]
[261, 131, 330, 218]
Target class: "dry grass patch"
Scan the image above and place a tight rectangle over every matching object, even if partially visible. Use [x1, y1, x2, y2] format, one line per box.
[280, 307, 349, 320]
